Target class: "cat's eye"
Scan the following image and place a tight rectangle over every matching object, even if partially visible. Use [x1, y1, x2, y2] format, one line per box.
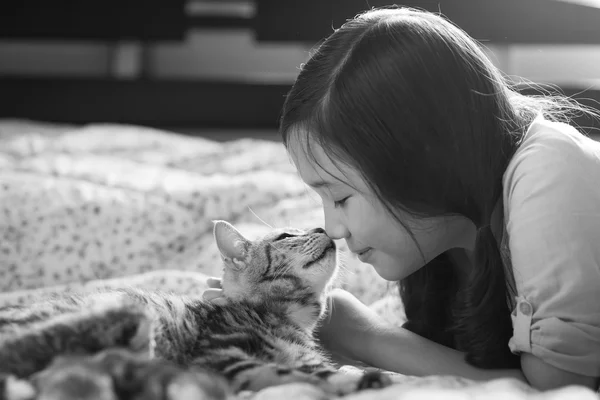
[333, 196, 350, 208]
[273, 233, 295, 241]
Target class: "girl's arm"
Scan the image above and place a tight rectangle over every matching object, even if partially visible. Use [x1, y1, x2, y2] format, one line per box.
[361, 320, 526, 382]
[323, 289, 598, 391]
[364, 321, 598, 390]
[521, 354, 599, 391]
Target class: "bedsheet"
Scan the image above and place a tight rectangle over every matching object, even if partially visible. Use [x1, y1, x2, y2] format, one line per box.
[0, 119, 596, 399]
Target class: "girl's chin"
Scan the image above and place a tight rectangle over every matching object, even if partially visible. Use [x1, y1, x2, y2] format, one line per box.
[371, 256, 421, 282]
[371, 263, 403, 282]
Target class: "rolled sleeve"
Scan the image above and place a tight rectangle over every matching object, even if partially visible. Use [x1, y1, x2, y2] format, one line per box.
[503, 119, 600, 377]
[509, 296, 600, 376]
[509, 296, 533, 354]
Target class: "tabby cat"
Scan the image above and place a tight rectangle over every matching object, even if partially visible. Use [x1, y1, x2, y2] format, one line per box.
[0, 221, 390, 400]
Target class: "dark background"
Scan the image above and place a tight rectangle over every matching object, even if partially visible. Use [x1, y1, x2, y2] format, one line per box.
[0, 0, 599, 133]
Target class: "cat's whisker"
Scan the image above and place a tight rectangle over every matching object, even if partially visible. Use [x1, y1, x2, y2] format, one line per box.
[267, 248, 300, 284]
[337, 259, 354, 277]
[333, 267, 350, 286]
[325, 295, 335, 325]
[269, 242, 285, 255]
[332, 252, 353, 282]
[269, 243, 307, 278]
[267, 244, 296, 280]
[248, 207, 273, 229]
[263, 245, 297, 283]
[269, 260, 287, 282]
[277, 258, 298, 279]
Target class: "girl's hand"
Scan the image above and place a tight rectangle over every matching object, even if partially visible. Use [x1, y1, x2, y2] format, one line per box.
[202, 282, 388, 368]
[202, 277, 228, 305]
[316, 289, 390, 367]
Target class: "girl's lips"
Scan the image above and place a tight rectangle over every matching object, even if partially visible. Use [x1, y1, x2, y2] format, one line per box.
[352, 247, 370, 255]
[357, 247, 373, 262]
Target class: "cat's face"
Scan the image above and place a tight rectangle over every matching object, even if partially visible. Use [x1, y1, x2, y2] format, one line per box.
[212, 221, 338, 305]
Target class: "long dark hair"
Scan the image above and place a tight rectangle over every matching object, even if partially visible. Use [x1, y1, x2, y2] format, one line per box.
[279, 6, 596, 369]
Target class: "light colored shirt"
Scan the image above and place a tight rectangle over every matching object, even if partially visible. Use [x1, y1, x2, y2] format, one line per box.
[501, 116, 600, 377]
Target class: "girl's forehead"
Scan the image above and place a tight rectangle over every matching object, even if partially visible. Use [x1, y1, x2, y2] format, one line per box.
[288, 136, 328, 173]
[286, 133, 361, 189]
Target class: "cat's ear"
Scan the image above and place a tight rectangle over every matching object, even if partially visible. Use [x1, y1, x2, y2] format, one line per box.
[213, 220, 250, 266]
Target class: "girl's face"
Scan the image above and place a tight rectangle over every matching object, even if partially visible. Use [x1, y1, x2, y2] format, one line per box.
[288, 133, 476, 281]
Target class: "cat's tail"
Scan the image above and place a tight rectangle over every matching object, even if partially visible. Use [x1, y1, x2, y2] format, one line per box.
[0, 292, 156, 379]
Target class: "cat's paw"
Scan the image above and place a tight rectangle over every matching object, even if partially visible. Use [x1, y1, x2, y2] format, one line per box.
[356, 369, 393, 391]
[249, 383, 328, 400]
[325, 368, 392, 396]
[231, 363, 325, 393]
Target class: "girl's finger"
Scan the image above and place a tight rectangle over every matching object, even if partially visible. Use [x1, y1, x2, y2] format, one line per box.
[205, 277, 222, 289]
[202, 288, 224, 301]
[212, 297, 228, 306]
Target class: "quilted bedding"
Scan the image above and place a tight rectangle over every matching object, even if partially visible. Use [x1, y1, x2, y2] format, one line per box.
[0, 119, 596, 399]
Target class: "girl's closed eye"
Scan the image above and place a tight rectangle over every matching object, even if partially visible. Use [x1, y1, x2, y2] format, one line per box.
[334, 196, 350, 208]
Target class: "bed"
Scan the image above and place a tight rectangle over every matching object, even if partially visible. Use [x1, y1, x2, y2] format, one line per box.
[0, 119, 596, 399]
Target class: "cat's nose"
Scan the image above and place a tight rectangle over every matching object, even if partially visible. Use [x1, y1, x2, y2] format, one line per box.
[309, 227, 326, 235]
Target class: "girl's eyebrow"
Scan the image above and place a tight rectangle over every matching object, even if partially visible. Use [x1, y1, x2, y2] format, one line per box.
[306, 180, 337, 189]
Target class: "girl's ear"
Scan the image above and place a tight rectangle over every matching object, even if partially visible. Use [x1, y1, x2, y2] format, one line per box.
[213, 220, 250, 265]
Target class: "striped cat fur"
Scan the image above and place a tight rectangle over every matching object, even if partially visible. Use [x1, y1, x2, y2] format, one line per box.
[0, 221, 390, 399]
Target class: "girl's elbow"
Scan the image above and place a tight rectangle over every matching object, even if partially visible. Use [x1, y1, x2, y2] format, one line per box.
[521, 353, 599, 391]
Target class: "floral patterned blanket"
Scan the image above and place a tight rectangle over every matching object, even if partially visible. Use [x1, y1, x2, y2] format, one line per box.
[0, 119, 390, 307]
[0, 119, 596, 399]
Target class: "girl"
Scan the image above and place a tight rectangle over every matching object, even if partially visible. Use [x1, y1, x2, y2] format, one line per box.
[205, 6, 600, 391]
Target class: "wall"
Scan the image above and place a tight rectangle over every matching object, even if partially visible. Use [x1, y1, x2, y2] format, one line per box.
[1, 29, 599, 86]
[0, 30, 310, 82]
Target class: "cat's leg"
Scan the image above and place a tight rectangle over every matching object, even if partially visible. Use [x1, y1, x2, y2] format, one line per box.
[188, 347, 320, 393]
[193, 349, 391, 395]
[296, 362, 393, 395]
[0, 297, 155, 378]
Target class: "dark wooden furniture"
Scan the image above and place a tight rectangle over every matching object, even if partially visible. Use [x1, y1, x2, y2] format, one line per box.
[256, 0, 600, 44]
[0, 0, 598, 130]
